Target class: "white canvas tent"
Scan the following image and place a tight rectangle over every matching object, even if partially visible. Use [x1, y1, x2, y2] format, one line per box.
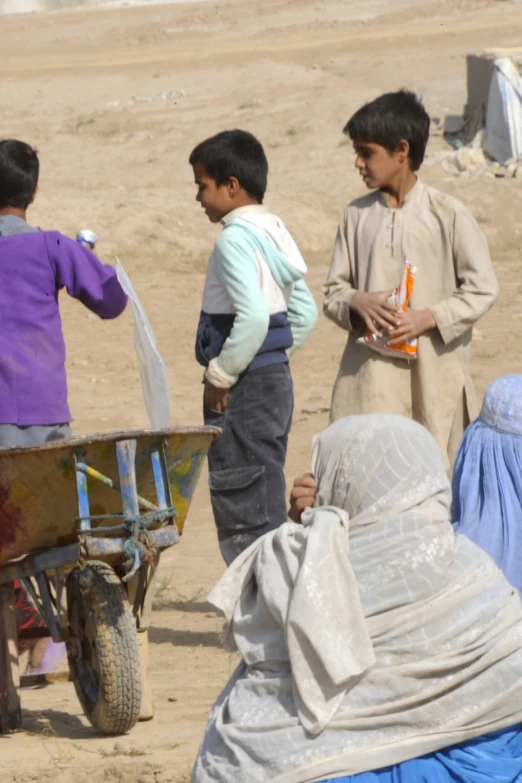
[464, 50, 522, 164]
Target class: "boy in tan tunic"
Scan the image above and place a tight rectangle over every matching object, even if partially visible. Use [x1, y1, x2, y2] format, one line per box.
[323, 90, 498, 468]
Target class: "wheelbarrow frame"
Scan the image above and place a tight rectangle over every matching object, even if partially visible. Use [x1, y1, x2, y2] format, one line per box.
[0, 430, 216, 734]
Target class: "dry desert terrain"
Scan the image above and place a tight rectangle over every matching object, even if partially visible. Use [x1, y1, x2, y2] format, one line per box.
[1, 0, 522, 779]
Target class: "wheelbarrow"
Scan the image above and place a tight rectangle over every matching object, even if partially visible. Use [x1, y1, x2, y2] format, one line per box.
[0, 426, 219, 736]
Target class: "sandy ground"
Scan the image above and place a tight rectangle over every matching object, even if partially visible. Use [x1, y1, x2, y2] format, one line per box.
[0, 0, 522, 779]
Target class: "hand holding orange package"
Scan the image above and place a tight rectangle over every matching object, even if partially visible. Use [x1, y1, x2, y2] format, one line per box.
[357, 261, 417, 360]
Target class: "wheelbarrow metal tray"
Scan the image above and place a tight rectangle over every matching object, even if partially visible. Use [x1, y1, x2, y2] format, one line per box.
[0, 426, 220, 566]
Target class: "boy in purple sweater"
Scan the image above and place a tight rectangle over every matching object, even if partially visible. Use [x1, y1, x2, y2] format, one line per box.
[0, 139, 127, 678]
[0, 139, 127, 447]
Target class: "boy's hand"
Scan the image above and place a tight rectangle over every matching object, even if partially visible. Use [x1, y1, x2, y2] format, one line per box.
[204, 380, 230, 412]
[288, 473, 317, 522]
[387, 308, 436, 345]
[351, 290, 398, 334]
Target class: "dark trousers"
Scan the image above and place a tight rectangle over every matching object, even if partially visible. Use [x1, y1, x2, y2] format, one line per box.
[204, 363, 293, 565]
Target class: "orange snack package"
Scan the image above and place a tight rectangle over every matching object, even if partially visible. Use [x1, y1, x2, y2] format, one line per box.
[357, 260, 417, 360]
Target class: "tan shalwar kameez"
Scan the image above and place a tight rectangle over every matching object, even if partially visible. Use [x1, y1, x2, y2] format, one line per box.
[323, 179, 499, 468]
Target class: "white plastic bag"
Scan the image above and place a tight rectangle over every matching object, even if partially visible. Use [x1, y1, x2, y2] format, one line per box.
[116, 259, 170, 428]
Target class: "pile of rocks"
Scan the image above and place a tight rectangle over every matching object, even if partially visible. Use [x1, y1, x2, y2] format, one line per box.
[440, 147, 522, 178]
[425, 129, 522, 179]
[427, 111, 522, 179]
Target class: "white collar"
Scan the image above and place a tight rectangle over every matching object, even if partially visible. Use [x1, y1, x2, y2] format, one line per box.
[221, 204, 268, 225]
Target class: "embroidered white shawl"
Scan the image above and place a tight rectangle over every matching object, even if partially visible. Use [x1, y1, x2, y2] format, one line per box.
[192, 415, 522, 783]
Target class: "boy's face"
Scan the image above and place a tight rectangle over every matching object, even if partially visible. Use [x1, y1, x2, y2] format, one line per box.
[352, 139, 407, 190]
[192, 163, 234, 223]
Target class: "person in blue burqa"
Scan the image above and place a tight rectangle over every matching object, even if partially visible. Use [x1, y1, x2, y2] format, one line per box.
[452, 374, 522, 595]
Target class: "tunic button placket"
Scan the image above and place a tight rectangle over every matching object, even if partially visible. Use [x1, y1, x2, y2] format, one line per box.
[387, 209, 396, 257]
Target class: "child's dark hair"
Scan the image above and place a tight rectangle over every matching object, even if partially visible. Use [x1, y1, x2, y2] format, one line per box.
[0, 140, 39, 210]
[189, 129, 268, 202]
[344, 90, 430, 171]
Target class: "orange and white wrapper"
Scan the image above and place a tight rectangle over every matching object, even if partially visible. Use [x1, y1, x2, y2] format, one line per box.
[357, 260, 417, 360]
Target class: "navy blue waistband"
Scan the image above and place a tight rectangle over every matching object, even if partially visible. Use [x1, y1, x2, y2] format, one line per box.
[248, 352, 289, 373]
[195, 310, 293, 369]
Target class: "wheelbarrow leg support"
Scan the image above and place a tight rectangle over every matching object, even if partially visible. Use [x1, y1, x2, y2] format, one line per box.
[135, 552, 160, 722]
[127, 570, 155, 722]
[137, 629, 153, 721]
[115, 440, 179, 724]
[116, 439, 155, 722]
[0, 582, 21, 733]
[136, 445, 173, 722]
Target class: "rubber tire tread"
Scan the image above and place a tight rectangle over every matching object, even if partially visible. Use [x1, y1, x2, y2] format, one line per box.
[67, 561, 142, 735]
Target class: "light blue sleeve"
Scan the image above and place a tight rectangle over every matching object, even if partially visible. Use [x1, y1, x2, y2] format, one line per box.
[212, 230, 270, 380]
[287, 278, 318, 355]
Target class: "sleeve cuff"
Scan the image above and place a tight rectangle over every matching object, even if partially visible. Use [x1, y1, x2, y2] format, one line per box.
[340, 300, 354, 329]
[322, 288, 365, 332]
[204, 358, 238, 389]
[430, 303, 457, 345]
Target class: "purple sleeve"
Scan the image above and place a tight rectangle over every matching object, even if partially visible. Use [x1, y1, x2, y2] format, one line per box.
[44, 232, 127, 319]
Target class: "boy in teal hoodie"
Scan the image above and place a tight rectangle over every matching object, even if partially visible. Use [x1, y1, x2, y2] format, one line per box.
[190, 129, 317, 564]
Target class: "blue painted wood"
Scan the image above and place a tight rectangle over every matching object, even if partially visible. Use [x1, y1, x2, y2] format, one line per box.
[115, 440, 139, 518]
[151, 448, 168, 509]
[84, 526, 179, 557]
[0, 525, 177, 587]
[115, 439, 144, 580]
[76, 462, 159, 512]
[74, 452, 91, 532]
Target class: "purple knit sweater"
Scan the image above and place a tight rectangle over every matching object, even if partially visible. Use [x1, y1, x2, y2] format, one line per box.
[0, 227, 127, 425]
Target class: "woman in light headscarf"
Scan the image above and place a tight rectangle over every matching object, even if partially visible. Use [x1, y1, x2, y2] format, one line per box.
[192, 414, 522, 783]
[452, 374, 522, 595]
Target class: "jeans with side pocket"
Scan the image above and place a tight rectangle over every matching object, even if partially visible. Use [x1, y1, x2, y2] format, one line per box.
[204, 363, 293, 565]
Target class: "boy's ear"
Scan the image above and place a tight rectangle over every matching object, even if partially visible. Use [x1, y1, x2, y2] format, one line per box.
[396, 139, 410, 164]
[226, 177, 242, 198]
[29, 186, 38, 205]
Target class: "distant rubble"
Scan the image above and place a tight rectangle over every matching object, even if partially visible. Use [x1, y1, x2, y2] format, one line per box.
[426, 50, 522, 180]
[0, 0, 97, 12]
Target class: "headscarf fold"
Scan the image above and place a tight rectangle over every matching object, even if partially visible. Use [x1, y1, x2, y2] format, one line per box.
[210, 502, 375, 735]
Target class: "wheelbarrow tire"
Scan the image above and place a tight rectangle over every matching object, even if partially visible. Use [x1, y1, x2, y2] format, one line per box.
[66, 561, 142, 735]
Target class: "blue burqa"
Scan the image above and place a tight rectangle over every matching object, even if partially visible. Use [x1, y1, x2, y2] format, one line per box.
[452, 374, 522, 595]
